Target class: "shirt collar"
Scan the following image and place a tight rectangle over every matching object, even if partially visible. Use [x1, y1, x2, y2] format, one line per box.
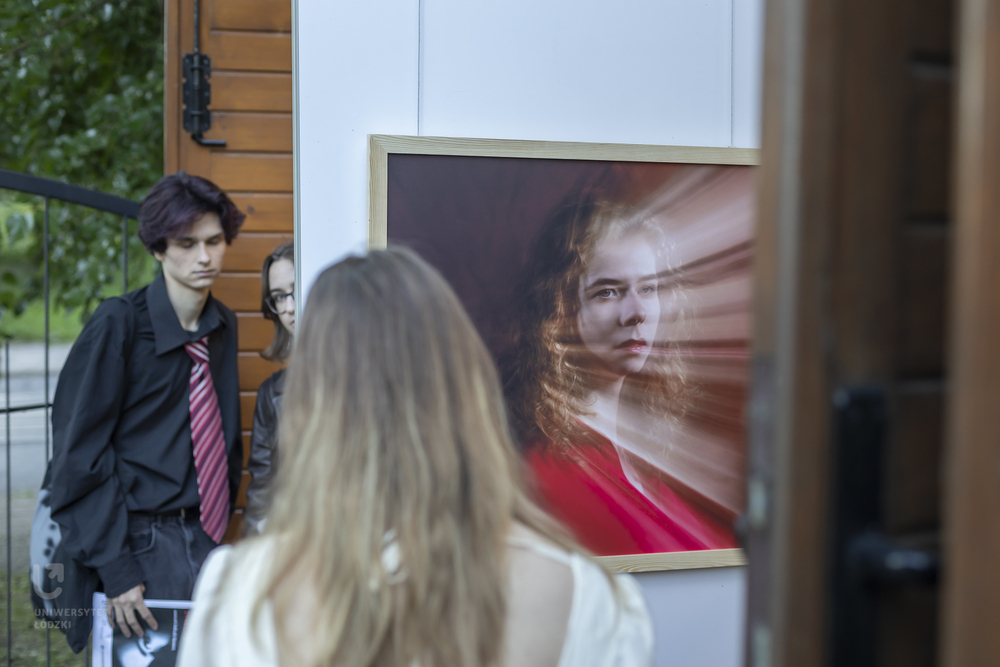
[148, 273, 225, 356]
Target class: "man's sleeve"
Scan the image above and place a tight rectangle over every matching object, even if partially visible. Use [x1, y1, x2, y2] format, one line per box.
[224, 309, 243, 512]
[49, 299, 144, 598]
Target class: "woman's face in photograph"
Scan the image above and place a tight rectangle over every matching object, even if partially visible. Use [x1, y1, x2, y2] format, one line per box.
[575, 231, 660, 379]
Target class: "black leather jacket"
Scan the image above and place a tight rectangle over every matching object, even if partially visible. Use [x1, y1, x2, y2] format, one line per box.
[243, 369, 284, 536]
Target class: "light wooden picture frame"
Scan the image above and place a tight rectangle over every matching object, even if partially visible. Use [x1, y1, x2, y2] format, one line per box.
[369, 135, 757, 572]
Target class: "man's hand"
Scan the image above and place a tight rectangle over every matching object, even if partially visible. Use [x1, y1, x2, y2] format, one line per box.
[106, 584, 158, 638]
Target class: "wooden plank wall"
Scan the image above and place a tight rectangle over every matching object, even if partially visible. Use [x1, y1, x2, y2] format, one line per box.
[165, 0, 293, 540]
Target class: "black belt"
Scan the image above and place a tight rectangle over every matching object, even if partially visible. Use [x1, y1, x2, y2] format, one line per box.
[129, 506, 200, 519]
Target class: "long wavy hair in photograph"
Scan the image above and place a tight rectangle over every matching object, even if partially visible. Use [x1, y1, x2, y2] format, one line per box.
[215, 247, 579, 667]
[500, 187, 690, 452]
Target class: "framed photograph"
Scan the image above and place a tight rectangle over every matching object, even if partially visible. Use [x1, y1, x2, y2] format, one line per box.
[93, 593, 192, 667]
[369, 135, 757, 572]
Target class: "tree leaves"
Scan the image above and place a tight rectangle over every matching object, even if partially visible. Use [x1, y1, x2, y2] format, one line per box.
[0, 0, 163, 337]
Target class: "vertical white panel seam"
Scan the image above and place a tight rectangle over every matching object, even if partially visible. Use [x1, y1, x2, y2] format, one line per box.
[417, 0, 423, 135]
[730, 0, 736, 147]
[291, 0, 303, 309]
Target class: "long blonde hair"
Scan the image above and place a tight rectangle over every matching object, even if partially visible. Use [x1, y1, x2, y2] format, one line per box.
[231, 247, 578, 666]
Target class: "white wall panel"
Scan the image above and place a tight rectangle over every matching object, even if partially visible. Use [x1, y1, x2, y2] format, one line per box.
[641, 566, 748, 666]
[732, 0, 765, 147]
[295, 0, 419, 294]
[419, 0, 733, 146]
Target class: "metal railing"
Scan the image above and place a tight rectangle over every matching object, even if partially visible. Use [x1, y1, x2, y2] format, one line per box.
[1, 168, 140, 666]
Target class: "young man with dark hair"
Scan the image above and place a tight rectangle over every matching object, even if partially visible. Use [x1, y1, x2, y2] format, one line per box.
[49, 172, 245, 640]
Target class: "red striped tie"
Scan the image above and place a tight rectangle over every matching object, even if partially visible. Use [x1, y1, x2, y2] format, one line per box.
[184, 337, 229, 543]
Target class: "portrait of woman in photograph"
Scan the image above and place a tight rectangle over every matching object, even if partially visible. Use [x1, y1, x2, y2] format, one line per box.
[385, 154, 750, 559]
[500, 188, 738, 556]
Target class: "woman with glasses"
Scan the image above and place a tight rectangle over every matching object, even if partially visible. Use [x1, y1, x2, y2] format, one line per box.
[243, 242, 295, 535]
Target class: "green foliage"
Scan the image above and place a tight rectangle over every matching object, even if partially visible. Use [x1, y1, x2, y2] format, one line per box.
[0, 199, 38, 321]
[0, 0, 164, 339]
[1, 571, 81, 665]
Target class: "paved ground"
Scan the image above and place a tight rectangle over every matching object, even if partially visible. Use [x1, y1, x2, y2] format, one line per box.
[1, 342, 73, 574]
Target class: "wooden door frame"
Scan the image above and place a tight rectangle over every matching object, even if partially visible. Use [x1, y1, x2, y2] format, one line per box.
[747, 0, 845, 663]
[941, 0, 1000, 663]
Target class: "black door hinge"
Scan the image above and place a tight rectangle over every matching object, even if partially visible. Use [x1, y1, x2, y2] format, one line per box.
[182, 53, 226, 148]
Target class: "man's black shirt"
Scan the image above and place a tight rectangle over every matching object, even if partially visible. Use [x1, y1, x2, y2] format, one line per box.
[49, 273, 241, 598]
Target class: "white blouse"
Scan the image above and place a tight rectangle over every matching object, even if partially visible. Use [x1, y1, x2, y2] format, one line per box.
[177, 537, 653, 667]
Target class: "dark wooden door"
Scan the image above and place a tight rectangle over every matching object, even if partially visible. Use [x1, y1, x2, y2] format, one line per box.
[744, 0, 956, 664]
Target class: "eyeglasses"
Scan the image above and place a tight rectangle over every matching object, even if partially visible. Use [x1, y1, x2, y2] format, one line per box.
[265, 289, 294, 314]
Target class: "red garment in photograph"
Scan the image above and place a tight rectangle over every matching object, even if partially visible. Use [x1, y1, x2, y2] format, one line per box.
[526, 433, 737, 556]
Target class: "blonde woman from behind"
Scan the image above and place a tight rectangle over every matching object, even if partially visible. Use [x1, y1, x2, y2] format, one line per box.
[176, 247, 653, 667]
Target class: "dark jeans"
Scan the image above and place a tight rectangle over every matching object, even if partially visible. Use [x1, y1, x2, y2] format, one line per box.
[126, 511, 218, 601]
